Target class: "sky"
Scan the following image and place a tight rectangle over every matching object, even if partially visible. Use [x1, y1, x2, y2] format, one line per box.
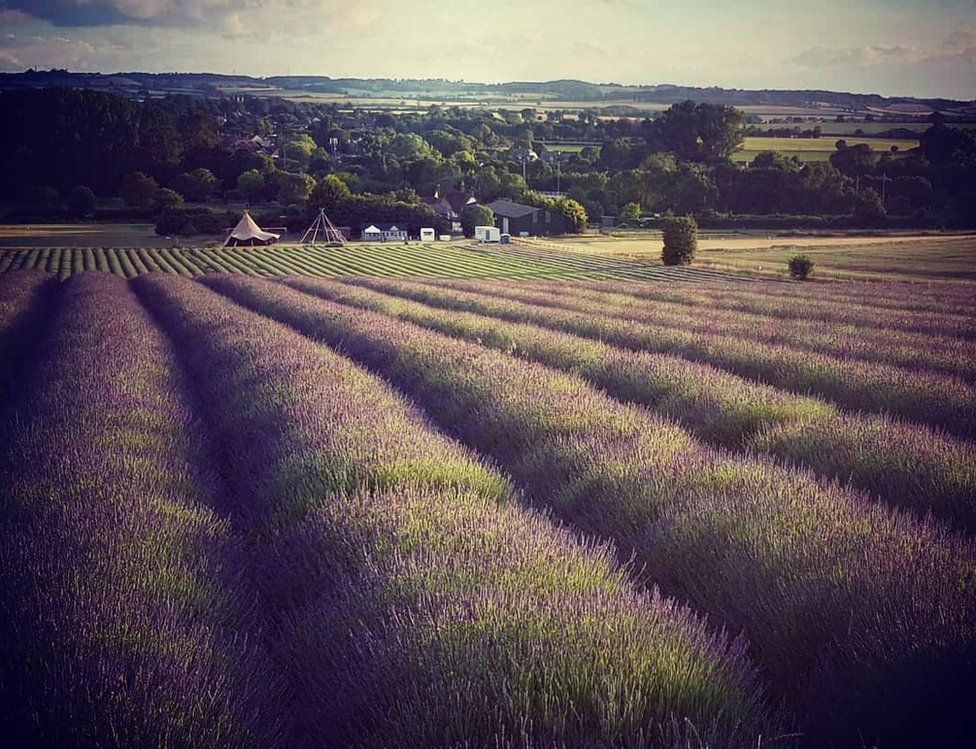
[0, 1, 974, 100]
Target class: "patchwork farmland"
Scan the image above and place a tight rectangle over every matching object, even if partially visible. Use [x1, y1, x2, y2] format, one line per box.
[731, 135, 919, 162]
[2, 267, 975, 748]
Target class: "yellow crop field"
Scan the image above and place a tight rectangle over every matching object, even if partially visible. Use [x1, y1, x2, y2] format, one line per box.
[733, 136, 919, 162]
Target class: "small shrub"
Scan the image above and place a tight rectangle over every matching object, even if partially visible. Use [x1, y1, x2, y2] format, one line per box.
[153, 188, 184, 213]
[661, 216, 697, 266]
[68, 186, 97, 217]
[788, 254, 815, 280]
[618, 202, 641, 223]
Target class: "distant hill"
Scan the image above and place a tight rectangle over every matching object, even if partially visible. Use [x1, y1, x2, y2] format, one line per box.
[1, 69, 973, 116]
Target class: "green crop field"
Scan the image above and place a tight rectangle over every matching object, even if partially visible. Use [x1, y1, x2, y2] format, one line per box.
[541, 142, 589, 153]
[529, 233, 976, 282]
[0, 242, 745, 283]
[751, 121, 971, 136]
[733, 135, 919, 162]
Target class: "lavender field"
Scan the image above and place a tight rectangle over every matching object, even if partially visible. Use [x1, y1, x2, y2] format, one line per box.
[1, 268, 975, 749]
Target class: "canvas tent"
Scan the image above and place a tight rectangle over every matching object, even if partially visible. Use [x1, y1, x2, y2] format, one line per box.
[223, 211, 280, 247]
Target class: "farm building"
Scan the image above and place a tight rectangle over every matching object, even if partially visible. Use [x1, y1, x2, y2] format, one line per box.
[362, 223, 408, 242]
[223, 211, 280, 247]
[487, 199, 571, 236]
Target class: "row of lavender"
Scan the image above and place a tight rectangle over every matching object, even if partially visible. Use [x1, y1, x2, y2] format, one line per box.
[579, 279, 976, 338]
[207, 274, 976, 747]
[0, 272, 770, 747]
[0, 272, 58, 405]
[681, 278, 976, 319]
[136, 275, 775, 747]
[287, 277, 976, 532]
[0, 273, 253, 746]
[396, 278, 976, 440]
[507, 279, 976, 382]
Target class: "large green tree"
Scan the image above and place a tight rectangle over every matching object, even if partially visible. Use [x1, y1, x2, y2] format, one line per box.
[276, 172, 315, 206]
[460, 204, 496, 237]
[121, 172, 159, 208]
[653, 101, 745, 162]
[236, 170, 266, 202]
[310, 174, 352, 211]
[174, 168, 220, 202]
[829, 143, 876, 177]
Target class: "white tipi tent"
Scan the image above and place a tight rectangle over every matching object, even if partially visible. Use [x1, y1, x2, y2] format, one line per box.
[223, 211, 280, 247]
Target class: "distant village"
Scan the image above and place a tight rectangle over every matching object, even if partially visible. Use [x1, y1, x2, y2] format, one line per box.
[3, 87, 973, 241]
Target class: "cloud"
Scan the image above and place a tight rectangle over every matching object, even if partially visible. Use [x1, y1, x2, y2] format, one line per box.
[0, 1, 246, 28]
[1, 1, 144, 27]
[573, 38, 608, 57]
[0, 8, 31, 24]
[943, 28, 976, 51]
[936, 28, 976, 66]
[0, 0, 381, 32]
[0, 34, 103, 70]
[0, 1, 973, 99]
[221, 11, 244, 37]
[793, 44, 918, 68]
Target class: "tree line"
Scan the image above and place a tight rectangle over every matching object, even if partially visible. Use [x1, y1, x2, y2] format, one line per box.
[1, 87, 973, 234]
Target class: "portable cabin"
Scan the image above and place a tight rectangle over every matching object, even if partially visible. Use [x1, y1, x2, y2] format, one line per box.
[474, 225, 501, 243]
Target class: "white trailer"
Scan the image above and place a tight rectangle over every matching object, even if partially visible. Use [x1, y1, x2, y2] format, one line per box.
[474, 225, 501, 243]
[420, 227, 436, 241]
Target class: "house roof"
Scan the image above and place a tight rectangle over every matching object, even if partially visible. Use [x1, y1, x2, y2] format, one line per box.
[422, 198, 451, 216]
[424, 189, 477, 215]
[443, 190, 476, 213]
[363, 223, 405, 232]
[486, 200, 541, 219]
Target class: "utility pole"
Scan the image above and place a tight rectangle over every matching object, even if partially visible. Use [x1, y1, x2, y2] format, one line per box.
[879, 173, 891, 205]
